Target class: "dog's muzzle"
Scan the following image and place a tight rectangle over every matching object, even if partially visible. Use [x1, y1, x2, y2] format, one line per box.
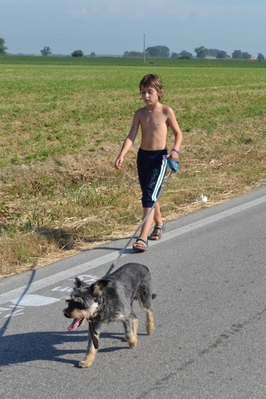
[63, 309, 71, 318]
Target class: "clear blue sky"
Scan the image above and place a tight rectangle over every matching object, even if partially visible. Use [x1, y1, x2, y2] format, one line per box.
[1, 0, 265, 57]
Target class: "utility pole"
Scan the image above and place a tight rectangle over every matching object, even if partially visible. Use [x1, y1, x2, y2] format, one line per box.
[143, 34, 145, 63]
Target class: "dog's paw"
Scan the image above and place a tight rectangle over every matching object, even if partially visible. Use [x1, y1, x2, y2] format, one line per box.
[127, 337, 137, 349]
[146, 323, 154, 335]
[79, 360, 92, 368]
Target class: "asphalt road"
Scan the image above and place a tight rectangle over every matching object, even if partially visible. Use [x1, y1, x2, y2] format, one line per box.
[1, 185, 266, 399]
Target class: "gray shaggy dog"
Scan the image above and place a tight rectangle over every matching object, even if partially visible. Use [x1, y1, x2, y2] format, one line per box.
[63, 263, 155, 367]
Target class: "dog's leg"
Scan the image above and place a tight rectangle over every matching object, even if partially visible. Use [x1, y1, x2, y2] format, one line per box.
[145, 309, 154, 335]
[79, 343, 97, 368]
[79, 322, 102, 368]
[136, 281, 155, 335]
[123, 315, 138, 349]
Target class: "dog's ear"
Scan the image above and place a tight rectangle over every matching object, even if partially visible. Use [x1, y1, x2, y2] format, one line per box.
[90, 279, 110, 296]
[74, 277, 86, 288]
[72, 297, 84, 304]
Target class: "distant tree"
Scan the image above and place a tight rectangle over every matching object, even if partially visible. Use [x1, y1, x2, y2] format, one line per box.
[146, 45, 170, 58]
[241, 51, 251, 59]
[194, 47, 229, 59]
[195, 46, 207, 59]
[71, 50, 84, 57]
[232, 50, 242, 59]
[175, 50, 193, 59]
[170, 52, 179, 58]
[257, 53, 265, 60]
[90, 52, 96, 57]
[216, 50, 229, 59]
[40, 46, 52, 56]
[232, 50, 252, 59]
[0, 37, 8, 55]
[207, 49, 219, 57]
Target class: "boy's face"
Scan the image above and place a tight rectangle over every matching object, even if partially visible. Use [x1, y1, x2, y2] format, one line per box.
[140, 85, 159, 105]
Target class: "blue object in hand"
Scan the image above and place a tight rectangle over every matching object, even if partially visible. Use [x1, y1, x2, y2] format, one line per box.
[167, 158, 179, 172]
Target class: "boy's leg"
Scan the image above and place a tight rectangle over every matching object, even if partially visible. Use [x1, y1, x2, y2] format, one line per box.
[140, 207, 155, 240]
[154, 201, 163, 226]
[132, 207, 154, 251]
[133, 149, 167, 251]
[149, 201, 165, 240]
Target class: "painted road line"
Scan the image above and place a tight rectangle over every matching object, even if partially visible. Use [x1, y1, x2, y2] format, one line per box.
[161, 195, 266, 242]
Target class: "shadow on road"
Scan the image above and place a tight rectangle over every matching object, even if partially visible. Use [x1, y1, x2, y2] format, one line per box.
[0, 329, 128, 368]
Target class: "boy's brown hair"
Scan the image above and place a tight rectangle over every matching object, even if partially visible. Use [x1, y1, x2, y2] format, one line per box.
[139, 74, 164, 100]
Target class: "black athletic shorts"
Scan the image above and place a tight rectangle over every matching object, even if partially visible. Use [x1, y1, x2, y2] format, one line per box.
[137, 148, 168, 208]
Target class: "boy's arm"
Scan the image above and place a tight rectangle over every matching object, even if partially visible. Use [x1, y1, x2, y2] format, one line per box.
[166, 107, 183, 161]
[114, 111, 140, 170]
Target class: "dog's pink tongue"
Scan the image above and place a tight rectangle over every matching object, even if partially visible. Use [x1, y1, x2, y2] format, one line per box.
[68, 318, 81, 331]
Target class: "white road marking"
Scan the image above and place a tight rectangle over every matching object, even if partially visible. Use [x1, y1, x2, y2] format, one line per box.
[10, 294, 61, 307]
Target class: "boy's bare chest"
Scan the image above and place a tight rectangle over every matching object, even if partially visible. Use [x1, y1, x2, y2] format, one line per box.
[140, 112, 167, 130]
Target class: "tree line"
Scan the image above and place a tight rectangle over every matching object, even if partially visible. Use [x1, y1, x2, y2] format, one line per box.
[0, 39, 95, 58]
[124, 45, 265, 60]
[0, 38, 265, 60]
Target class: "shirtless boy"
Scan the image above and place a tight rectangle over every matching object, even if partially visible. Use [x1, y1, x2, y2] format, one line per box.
[114, 74, 183, 252]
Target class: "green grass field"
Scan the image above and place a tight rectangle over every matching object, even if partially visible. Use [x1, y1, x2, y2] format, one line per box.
[0, 57, 266, 275]
[1, 55, 266, 68]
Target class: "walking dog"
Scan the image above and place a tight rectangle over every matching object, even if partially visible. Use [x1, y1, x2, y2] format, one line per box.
[63, 263, 155, 367]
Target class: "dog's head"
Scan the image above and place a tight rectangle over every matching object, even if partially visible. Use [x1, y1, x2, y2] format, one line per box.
[63, 277, 109, 331]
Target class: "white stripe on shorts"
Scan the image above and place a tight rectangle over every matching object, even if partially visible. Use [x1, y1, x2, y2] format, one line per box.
[151, 156, 168, 202]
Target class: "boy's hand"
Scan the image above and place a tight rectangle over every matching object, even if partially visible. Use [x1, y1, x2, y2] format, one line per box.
[115, 156, 123, 170]
[167, 149, 180, 162]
